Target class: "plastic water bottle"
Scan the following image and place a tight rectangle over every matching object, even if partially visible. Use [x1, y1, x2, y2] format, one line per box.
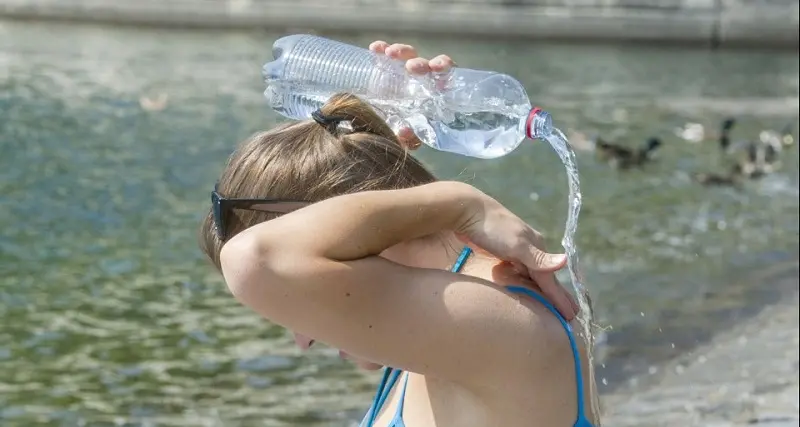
[262, 34, 553, 159]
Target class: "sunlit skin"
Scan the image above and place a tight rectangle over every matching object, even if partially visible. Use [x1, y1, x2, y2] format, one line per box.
[292, 261, 573, 372]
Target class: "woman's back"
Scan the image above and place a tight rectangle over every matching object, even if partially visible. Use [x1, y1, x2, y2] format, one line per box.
[361, 248, 598, 427]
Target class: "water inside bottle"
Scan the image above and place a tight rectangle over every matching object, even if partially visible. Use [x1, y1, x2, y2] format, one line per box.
[541, 128, 602, 420]
[430, 105, 527, 158]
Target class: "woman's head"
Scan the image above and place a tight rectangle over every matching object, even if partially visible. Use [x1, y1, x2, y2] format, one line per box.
[200, 93, 436, 269]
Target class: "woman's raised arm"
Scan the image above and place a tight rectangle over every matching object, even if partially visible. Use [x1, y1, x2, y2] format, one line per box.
[219, 181, 570, 385]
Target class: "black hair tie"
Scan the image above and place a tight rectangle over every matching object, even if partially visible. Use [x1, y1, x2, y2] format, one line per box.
[311, 109, 348, 134]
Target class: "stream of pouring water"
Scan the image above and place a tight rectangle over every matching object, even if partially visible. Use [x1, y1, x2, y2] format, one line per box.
[543, 128, 602, 422]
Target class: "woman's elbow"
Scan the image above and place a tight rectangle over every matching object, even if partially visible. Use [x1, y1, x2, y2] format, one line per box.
[219, 233, 271, 299]
[219, 232, 311, 301]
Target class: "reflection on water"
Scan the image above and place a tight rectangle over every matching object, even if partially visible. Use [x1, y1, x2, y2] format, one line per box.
[0, 21, 798, 426]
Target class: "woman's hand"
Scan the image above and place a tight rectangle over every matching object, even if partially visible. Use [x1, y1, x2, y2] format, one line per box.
[458, 188, 579, 320]
[368, 40, 455, 151]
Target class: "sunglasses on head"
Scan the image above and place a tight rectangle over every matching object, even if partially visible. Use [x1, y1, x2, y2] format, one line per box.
[211, 183, 309, 241]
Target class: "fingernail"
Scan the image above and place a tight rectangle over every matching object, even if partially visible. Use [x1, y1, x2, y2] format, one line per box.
[547, 254, 567, 268]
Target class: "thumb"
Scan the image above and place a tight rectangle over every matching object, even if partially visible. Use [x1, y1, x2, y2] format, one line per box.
[528, 248, 567, 272]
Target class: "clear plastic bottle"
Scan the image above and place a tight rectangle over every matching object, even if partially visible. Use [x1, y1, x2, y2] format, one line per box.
[262, 34, 552, 159]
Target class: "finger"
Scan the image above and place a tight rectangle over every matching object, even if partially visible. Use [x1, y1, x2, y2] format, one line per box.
[340, 350, 384, 370]
[527, 263, 576, 317]
[497, 261, 574, 319]
[493, 261, 537, 287]
[531, 271, 577, 321]
[405, 57, 431, 75]
[560, 279, 580, 317]
[570, 293, 580, 316]
[385, 44, 418, 61]
[357, 360, 384, 371]
[397, 127, 422, 150]
[510, 261, 532, 279]
[428, 54, 455, 73]
[540, 264, 579, 317]
[369, 40, 390, 54]
[527, 244, 567, 272]
[565, 289, 580, 315]
[293, 333, 314, 350]
[493, 261, 520, 278]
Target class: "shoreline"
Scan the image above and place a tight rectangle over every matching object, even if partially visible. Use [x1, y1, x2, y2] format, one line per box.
[604, 284, 799, 425]
[0, 0, 797, 49]
[596, 257, 800, 394]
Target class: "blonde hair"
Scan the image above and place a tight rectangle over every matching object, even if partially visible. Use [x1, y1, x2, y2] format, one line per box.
[199, 93, 436, 268]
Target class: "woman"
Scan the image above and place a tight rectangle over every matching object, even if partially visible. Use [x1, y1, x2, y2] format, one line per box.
[200, 41, 599, 427]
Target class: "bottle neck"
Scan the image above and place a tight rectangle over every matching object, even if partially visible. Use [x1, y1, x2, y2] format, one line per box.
[525, 107, 553, 140]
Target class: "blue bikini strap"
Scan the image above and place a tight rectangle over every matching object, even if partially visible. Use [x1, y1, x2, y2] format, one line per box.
[392, 373, 411, 419]
[366, 368, 403, 427]
[452, 247, 472, 273]
[505, 285, 587, 423]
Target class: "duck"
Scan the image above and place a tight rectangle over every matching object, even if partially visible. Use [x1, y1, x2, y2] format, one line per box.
[718, 117, 740, 153]
[596, 136, 662, 169]
[717, 117, 777, 178]
[692, 163, 747, 188]
[674, 122, 706, 143]
[564, 128, 597, 152]
[565, 127, 627, 152]
[758, 120, 796, 166]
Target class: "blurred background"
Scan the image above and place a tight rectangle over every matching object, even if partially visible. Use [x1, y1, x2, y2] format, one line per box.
[0, 1, 798, 426]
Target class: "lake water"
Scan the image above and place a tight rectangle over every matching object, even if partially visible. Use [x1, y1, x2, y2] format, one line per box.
[0, 21, 798, 427]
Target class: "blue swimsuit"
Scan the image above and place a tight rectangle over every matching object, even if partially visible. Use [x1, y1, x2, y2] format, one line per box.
[359, 247, 594, 427]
